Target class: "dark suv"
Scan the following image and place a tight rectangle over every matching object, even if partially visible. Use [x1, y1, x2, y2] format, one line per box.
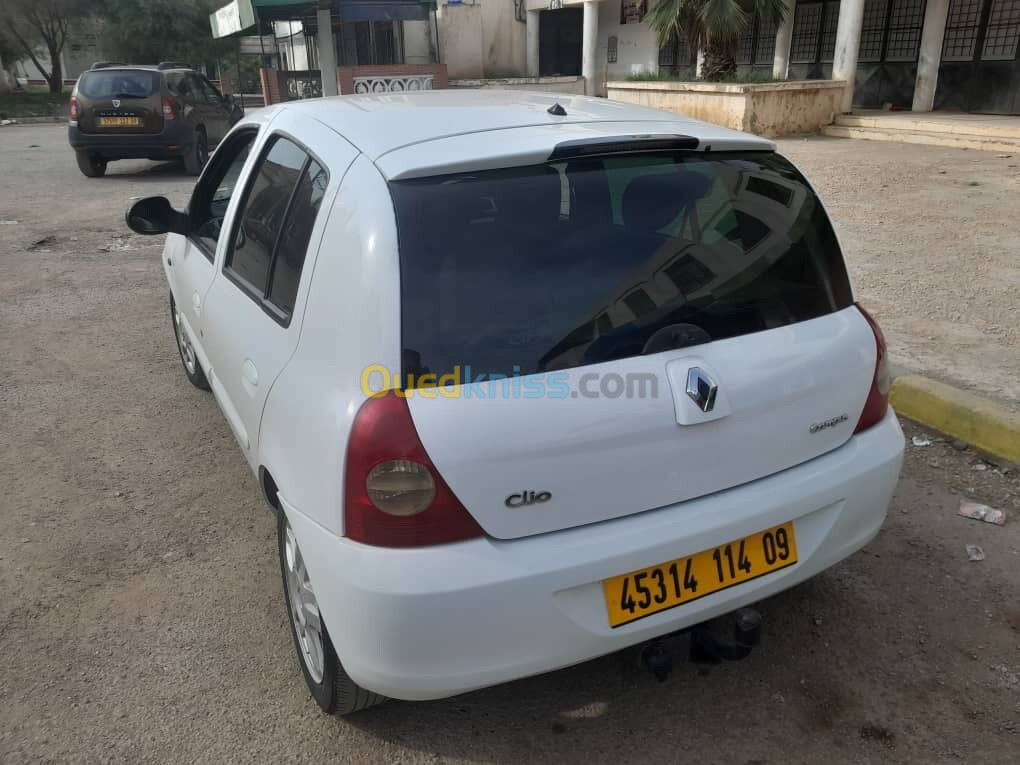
[68, 62, 243, 178]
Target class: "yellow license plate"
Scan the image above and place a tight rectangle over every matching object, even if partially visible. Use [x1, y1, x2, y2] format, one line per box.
[97, 116, 141, 127]
[603, 522, 798, 627]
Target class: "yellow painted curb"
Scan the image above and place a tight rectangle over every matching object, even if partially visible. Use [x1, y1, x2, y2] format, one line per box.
[890, 375, 1020, 464]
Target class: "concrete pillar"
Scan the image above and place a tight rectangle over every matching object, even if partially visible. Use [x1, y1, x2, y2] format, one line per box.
[912, 0, 950, 111]
[831, 0, 866, 113]
[526, 11, 540, 77]
[316, 8, 338, 97]
[773, 0, 796, 80]
[581, 2, 599, 95]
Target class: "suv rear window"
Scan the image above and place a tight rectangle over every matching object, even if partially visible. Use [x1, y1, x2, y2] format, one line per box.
[78, 70, 160, 99]
[389, 151, 853, 382]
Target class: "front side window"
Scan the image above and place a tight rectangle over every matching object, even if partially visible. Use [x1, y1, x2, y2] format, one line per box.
[189, 130, 257, 258]
[223, 135, 328, 322]
[389, 151, 853, 383]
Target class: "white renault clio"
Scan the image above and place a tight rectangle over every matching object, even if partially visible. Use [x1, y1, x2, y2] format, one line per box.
[127, 91, 904, 715]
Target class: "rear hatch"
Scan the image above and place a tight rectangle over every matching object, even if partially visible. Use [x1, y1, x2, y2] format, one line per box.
[389, 150, 873, 540]
[76, 68, 164, 134]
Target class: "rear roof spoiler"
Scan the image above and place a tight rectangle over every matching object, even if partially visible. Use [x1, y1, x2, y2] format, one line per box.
[548, 134, 700, 161]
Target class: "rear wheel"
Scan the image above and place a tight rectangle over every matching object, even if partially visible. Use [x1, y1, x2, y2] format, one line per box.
[278, 510, 386, 715]
[182, 129, 208, 175]
[170, 295, 210, 390]
[75, 151, 107, 178]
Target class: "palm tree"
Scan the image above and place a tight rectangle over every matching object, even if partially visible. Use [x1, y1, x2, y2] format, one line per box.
[647, 0, 787, 82]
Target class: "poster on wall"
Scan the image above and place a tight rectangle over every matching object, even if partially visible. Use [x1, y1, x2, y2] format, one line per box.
[620, 0, 648, 24]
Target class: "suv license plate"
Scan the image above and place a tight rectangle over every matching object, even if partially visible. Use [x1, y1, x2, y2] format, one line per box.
[97, 116, 141, 127]
[603, 522, 798, 628]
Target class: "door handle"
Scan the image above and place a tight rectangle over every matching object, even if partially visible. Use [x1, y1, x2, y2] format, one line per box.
[191, 291, 201, 316]
[241, 359, 258, 396]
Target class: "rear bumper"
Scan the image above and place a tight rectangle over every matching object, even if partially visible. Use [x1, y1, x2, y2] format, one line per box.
[68, 122, 193, 160]
[284, 410, 904, 701]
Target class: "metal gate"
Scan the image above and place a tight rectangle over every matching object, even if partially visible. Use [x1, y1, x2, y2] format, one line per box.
[935, 0, 1020, 113]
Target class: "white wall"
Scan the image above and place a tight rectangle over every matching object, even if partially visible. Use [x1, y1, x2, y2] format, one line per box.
[402, 19, 434, 65]
[596, 0, 660, 93]
[437, 0, 527, 78]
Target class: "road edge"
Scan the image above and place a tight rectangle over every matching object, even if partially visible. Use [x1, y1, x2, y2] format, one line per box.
[890, 374, 1020, 463]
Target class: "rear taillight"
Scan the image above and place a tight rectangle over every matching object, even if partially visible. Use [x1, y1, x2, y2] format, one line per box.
[162, 97, 177, 120]
[854, 303, 891, 433]
[69, 95, 79, 122]
[344, 391, 484, 547]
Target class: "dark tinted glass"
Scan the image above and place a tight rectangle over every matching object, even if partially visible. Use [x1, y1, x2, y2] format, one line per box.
[78, 70, 160, 99]
[226, 137, 306, 294]
[389, 151, 853, 382]
[268, 160, 328, 314]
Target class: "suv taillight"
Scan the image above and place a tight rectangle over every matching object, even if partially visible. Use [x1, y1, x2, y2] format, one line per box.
[69, 95, 79, 122]
[344, 391, 484, 547]
[854, 303, 891, 433]
[162, 97, 177, 121]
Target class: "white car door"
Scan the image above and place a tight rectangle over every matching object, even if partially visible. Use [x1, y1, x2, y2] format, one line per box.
[166, 127, 260, 359]
[200, 117, 358, 465]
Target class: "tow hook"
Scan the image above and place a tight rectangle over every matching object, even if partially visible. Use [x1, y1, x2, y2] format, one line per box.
[640, 639, 673, 682]
[690, 607, 762, 664]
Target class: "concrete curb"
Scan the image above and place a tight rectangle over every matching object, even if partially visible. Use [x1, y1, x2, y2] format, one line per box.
[0, 116, 66, 125]
[890, 374, 1020, 463]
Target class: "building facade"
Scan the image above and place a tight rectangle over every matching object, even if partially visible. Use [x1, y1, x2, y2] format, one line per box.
[518, 0, 1020, 113]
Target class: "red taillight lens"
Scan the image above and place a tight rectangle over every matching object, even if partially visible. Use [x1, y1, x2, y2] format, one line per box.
[69, 95, 78, 121]
[162, 97, 177, 120]
[854, 303, 891, 433]
[344, 391, 484, 547]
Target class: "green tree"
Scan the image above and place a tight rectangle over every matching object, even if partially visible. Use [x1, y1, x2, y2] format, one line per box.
[93, 0, 236, 73]
[646, 0, 787, 81]
[4, 0, 88, 92]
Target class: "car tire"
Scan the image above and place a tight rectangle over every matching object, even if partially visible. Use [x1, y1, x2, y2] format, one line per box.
[183, 129, 208, 176]
[170, 295, 210, 391]
[75, 151, 107, 178]
[278, 509, 387, 716]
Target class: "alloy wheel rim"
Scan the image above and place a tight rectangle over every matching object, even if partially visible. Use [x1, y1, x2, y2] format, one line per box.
[174, 308, 197, 375]
[284, 522, 325, 684]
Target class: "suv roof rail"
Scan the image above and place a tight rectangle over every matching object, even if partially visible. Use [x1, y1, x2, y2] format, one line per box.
[157, 61, 190, 70]
[90, 61, 126, 70]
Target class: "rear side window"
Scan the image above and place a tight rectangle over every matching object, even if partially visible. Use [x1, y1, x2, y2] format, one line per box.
[389, 151, 853, 382]
[224, 136, 328, 323]
[78, 70, 160, 99]
[267, 160, 328, 314]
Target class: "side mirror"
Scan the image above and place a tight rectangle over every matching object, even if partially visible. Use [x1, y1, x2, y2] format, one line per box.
[125, 196, 191, 236]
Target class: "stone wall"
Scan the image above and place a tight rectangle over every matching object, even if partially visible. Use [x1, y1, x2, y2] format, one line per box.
[606, 80, 847, 137]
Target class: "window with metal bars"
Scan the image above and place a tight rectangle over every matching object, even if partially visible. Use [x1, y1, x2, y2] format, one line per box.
[982, 0, 1020, 59]
[736, 14, 779, 65]
[755, 16, 779, 64]
[791, 3, 824, 62]
[858, 0, 889, 60]
[820, 1, 841, 61]
[884, 0, 925, 61]
[943, 0, 983, 60]
[658, 33, 693, 67]
[737, 21, 756, 64]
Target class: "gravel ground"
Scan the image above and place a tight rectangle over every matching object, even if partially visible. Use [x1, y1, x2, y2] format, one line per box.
[777, 136, 1020, 412]
[1, 125, 1018, 763]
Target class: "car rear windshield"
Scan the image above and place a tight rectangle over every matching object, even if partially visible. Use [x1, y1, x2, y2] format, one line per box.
[77, 70, 160, 99]
[389, 151, 853, 382]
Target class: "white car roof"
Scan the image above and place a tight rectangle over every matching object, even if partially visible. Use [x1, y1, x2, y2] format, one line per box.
[269, 90, 775, 180]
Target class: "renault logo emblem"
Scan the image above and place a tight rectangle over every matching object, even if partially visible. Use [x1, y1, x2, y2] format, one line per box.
[686, 367, 718, 413]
